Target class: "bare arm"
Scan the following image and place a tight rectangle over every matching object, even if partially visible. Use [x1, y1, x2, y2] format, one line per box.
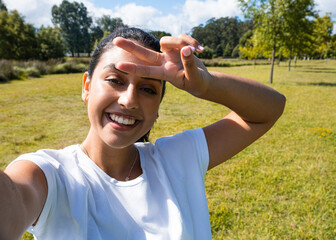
[201, 71, 286, 169]
[1, 161, 47, 239]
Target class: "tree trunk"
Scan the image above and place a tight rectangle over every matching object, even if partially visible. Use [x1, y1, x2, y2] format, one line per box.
[288, 51, 292, 72]
[294, 55, 297, 68]
[269, 45, 275, 84]
[277, 52, 281, 66]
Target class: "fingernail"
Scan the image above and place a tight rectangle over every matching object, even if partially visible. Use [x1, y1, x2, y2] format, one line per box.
[182, 47, 191, 57]
[188, 45, 196, 52]
[198, 45, 204, 51]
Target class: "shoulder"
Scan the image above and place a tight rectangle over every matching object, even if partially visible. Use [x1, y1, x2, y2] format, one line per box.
[137, 128, 209, 176]
[12, 145, 80, 169]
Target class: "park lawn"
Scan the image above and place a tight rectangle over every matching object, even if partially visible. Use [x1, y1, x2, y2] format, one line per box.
[0, 60, 335, 239]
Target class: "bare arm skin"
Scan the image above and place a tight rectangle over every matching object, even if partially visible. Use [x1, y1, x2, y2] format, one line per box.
[201, 71, 285, 169]
[113, 34, 286, 170]
[0, 161, 47, 239]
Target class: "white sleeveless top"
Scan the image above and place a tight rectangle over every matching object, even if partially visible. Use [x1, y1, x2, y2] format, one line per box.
[13, 128, 211, 240]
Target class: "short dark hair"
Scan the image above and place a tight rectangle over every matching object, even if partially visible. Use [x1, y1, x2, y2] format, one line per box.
[88, 27, 166, 143]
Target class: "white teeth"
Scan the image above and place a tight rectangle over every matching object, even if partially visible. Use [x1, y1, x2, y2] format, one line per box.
[109, 114, 136, 125]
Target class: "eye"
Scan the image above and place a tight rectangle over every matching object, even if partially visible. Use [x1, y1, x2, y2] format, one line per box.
[141, 87, 157, 95]
[105, 77, 123, 85]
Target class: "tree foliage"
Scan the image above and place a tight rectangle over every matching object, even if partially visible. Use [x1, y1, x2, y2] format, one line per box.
[312, 13, 335, 58]
[238, 0, 316, 82]
[52, 0, 92, 57]
[0, 0, 7, 11]
[37, 26, 65, 60]
[97, 16, 127, 36]
[191, 17, 253, 57]
[0, 10, 38, 60]
[149, 31, 171, 40]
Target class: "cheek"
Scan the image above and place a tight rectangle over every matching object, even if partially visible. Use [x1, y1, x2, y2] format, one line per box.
[89, 84, 117, 106]
[144, 100, 160, 121]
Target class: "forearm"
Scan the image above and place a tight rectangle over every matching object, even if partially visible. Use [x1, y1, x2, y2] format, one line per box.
[0, 170, 28, 239]
[199, 71, 286, 123]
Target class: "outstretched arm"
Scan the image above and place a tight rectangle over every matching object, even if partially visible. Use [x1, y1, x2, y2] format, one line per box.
[113, 34, 286, 169]
[0, 161, 47, 239]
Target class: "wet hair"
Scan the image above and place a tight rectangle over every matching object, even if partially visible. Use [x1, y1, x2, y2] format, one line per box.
[88, 27, 166, 143]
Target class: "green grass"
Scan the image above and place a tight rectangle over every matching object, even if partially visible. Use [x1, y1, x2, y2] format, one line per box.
[0, 60, 335, 239]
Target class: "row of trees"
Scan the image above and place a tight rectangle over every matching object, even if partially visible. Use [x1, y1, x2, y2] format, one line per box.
[237, 0, 336, 82]
[1, 0, 335, 68]
[191, 17, 253, 58]
[191, 4, 335, 62]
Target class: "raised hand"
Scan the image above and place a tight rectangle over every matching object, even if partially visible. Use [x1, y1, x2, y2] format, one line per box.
[113, 34, 212, 97]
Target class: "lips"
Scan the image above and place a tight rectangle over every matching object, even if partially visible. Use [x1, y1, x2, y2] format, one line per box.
[107, 113, 138, 126]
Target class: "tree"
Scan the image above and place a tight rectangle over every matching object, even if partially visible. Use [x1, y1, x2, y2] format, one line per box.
[312, 13, 334, 59]
[149, 31, 171, 40]
[0, 10, 38, 60]
[281, 0, 316, 71]
[239, 32, 266, 64]
[97, 15, 127, 36]
[90, 25, 104, 52]
[239, 0, 316, 83]
[0, 0, 7, 11]
[195, 46, 214, 59]
[37, 26, 65, 60]
[215, 45, 223, 57]
[52, 0, 92, 57]
[192, 17, 253, 58]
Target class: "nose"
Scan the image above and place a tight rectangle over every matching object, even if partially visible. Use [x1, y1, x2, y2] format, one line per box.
[118, 84, 139, 109]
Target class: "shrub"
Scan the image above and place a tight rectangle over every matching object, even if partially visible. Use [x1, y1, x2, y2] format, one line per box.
[0, 58, 88, 82]
[0, 74, 8, 82]
[50, 62, 87, 74]
[25, 67, 41, 78]
[196, 46, 214, 59]
[0, 60, 13, 81]
[12, 66, 27, 80]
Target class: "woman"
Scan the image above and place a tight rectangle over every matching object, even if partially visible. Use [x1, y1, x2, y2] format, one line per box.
[0, 28, 286, 239]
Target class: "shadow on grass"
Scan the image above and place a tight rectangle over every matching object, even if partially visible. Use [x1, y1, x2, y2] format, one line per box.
[295, 82, 336, 87]
[294, 66, 336, 73]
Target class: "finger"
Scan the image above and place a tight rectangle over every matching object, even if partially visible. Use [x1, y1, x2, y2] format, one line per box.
[181, 46, 201, 83]
[113, 37, 162, 65]
[179, 34, 204, 53]
[115, 62, 166, 81]
[160, 36, 190, 52]
[161, 35, 204, 53]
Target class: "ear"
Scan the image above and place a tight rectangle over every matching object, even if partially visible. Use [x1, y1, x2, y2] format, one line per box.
[82, 72, 91, 103]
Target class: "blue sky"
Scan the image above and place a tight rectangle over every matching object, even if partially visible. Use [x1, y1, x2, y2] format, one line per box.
[92, 0, 185, 16]
[3, 0, 336, 36]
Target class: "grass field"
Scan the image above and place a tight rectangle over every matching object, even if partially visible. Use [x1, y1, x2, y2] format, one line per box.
[0, 60, 335, 239]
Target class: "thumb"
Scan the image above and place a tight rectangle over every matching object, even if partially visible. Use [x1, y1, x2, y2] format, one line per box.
[180, 46, 210, 97]
[181, 46, 200, 82]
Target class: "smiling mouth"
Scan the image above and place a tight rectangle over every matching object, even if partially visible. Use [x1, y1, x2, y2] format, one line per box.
[107, 113, 138, 126]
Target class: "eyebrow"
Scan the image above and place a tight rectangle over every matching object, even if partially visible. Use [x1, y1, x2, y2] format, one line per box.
[103, 63, 163, 84]
[103, 63, 128, 75]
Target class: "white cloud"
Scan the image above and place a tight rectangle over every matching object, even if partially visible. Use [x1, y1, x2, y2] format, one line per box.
[315, 0, 336, 18]
[3, 0, 62, 26]
[183, 0, 242, 25]
[113, 3, 161, 28]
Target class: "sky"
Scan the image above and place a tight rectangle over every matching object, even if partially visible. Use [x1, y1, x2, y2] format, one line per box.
[3, 0, 336, 36]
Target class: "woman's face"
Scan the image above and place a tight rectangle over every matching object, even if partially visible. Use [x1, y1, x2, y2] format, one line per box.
[83, 44, 163, 148]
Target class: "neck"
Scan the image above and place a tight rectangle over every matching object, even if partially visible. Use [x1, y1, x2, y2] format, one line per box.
[81, 128, 141, 181]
